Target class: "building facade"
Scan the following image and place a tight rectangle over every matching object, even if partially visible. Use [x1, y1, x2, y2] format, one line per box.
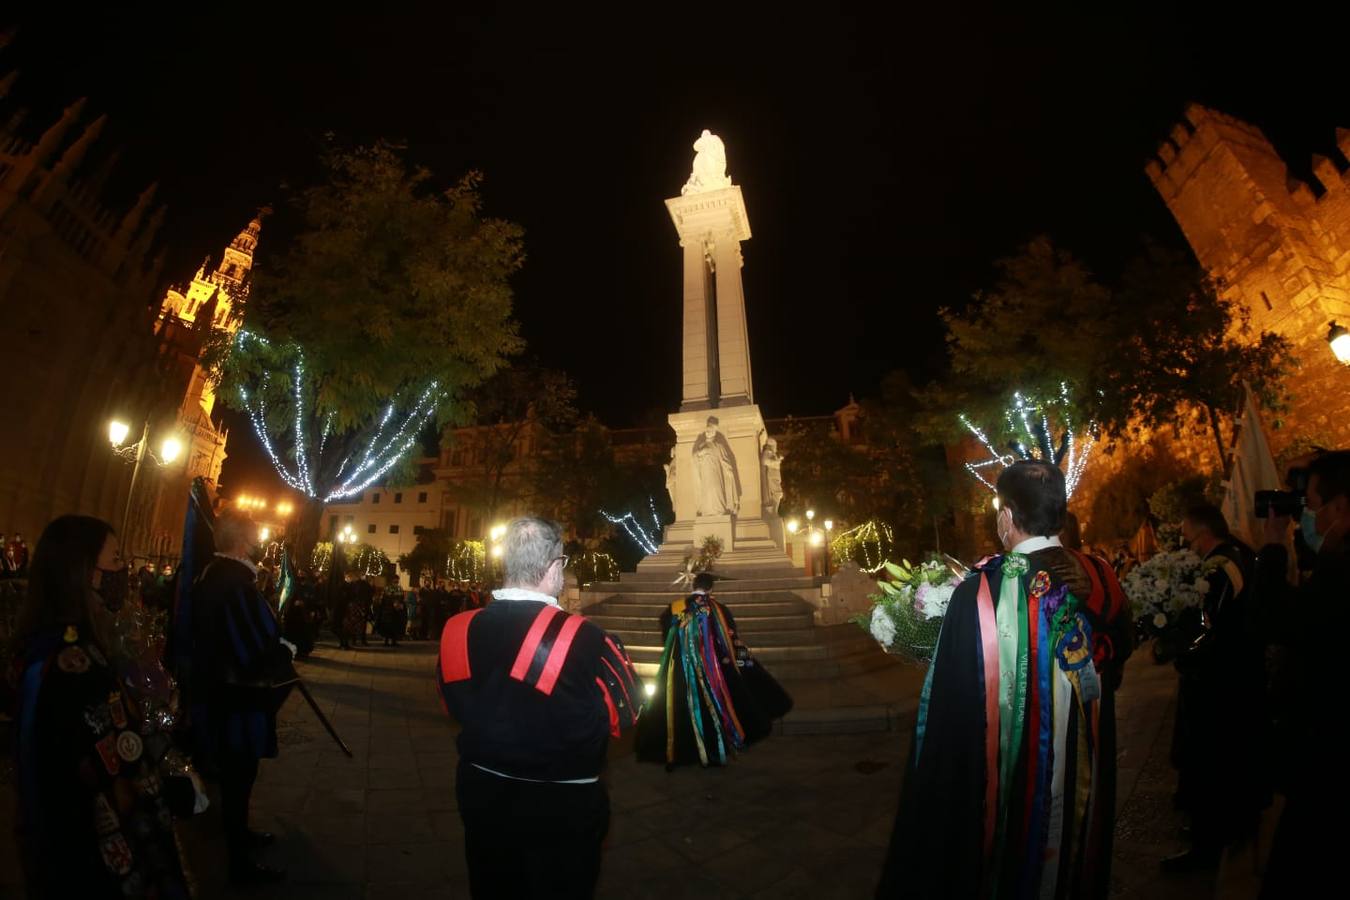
[0, 78, 178, 553]
[1147, 104, 1350, 449]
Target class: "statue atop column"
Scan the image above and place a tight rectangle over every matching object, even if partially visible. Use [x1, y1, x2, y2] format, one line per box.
[692, 416, 740, 516]
[681, 129, 732, 195]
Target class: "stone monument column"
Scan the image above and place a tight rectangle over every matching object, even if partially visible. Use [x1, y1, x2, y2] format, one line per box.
[638, 130, 795, 577]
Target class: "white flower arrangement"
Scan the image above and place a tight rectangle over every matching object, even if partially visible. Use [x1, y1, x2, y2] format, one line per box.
[1122, 549, 1213, 633]
[855, 558, 964, 663]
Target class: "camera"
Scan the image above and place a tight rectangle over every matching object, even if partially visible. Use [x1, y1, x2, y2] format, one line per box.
[1253, 465, 1311, 518]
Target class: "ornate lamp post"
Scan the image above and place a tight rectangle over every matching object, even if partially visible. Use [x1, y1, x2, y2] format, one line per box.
[109, 417, 183, 557]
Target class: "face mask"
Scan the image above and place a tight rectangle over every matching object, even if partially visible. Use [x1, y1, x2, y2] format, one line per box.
[1301, 507, 1324, 554]
[996, 508, 1012, 551]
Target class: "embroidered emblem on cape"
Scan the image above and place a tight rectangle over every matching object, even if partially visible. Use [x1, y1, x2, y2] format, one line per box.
[84, 704, 114, 736]
[92, 793, 120, 836]
[116, 731, 143, 763]
[94, 733, 121, 776]
[57, 646, 90, 674]
[99, 833, 134, 876]
[63, 625, 79, 644]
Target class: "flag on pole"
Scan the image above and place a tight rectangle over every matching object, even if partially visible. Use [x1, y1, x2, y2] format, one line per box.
[167, 477, 216, 681]
[1221, 385, 1283, 547]
[277, 546, 296, 612]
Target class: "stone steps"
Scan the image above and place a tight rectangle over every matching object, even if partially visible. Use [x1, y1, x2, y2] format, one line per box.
[596, 574, 823, 593]
[578, 580, 904, 729]
[587, 597, 811, 618]
[587, 611, 816, 631]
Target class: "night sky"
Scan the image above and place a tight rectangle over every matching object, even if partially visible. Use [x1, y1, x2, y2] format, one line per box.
[6, 8, 1350, 494]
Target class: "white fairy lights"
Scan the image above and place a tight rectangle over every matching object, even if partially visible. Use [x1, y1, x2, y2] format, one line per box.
[233, 331, 443, 501]
[960, 383, 1096, 499]
[601, 498, 664, 556]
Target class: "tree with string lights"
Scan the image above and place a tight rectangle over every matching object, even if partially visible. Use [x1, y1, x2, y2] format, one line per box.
[209, 142, 524, 557]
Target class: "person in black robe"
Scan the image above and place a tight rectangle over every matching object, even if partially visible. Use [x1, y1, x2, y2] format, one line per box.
[345, 575, 374, 647]
[1164, 504, 1267, 872]
[8, 515, 191, 899]
[636, 572, 792, 768]
[187, 512, 295, 885]
[374, 580, 406, 646]
[281, 571, 318, 658]
[877, 461, 1133, 899]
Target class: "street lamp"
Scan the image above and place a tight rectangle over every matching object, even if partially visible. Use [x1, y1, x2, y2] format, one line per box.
[787, 508, 833, 575]
[108, 416, 184, 555]
[1329, 321, 1350, 365]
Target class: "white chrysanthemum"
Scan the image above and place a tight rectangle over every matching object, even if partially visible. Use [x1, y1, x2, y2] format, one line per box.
[870, 604, 897, 648]
[922, 585, 955, 620]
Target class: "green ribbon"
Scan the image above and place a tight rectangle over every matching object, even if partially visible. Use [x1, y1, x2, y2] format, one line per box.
[991, 553, 1031, 890]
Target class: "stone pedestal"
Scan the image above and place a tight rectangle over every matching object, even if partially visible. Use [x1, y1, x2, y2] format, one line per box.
[639, 404, 795, 576]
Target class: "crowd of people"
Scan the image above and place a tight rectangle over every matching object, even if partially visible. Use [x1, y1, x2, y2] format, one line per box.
[2, 446, 1346, 898]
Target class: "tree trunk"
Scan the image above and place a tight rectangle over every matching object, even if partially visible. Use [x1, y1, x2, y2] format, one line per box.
[295, 497, 327, 569]
[1205, 404, 1228, 470]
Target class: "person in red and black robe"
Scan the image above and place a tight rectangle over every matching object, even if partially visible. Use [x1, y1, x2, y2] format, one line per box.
[436, 517, 641, 899]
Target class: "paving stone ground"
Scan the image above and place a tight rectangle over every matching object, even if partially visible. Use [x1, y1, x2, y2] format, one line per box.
[1, 634, 1256, 899]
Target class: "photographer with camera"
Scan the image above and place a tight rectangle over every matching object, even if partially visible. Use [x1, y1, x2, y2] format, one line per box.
[1254, 450, 1350, 898]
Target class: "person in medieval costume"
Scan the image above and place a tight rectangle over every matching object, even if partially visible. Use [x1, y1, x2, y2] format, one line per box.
[877, 460, 1133, 899]
[636, 572, 792, 769]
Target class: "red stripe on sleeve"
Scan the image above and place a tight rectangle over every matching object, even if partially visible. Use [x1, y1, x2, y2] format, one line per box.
[596, 677, 621, 738]
[510, 605, 561, 681]
[439, 609, 482, 683]
[535, 615, 585, 696]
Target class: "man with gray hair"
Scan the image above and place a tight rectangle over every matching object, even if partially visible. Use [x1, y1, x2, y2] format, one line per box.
[437, 516, 642, 898]
[188, 511, 295, 885]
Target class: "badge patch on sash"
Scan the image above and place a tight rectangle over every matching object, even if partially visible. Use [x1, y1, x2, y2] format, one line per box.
[136, 771, 161, 798]
[99, 833, 134, 875]
[92, 793, 120, 836]
[108, 693, 128, 730]
[63, 625, 79, 644]
[57, 646, 90, 674]
[94, 734, 121, 776]
[116, 731, 143, 763]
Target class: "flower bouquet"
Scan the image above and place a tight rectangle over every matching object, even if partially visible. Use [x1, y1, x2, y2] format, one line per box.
[854, 558, 964, 665]
[673, 535, 725, 589]
[1121, 549, 1211, 662]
